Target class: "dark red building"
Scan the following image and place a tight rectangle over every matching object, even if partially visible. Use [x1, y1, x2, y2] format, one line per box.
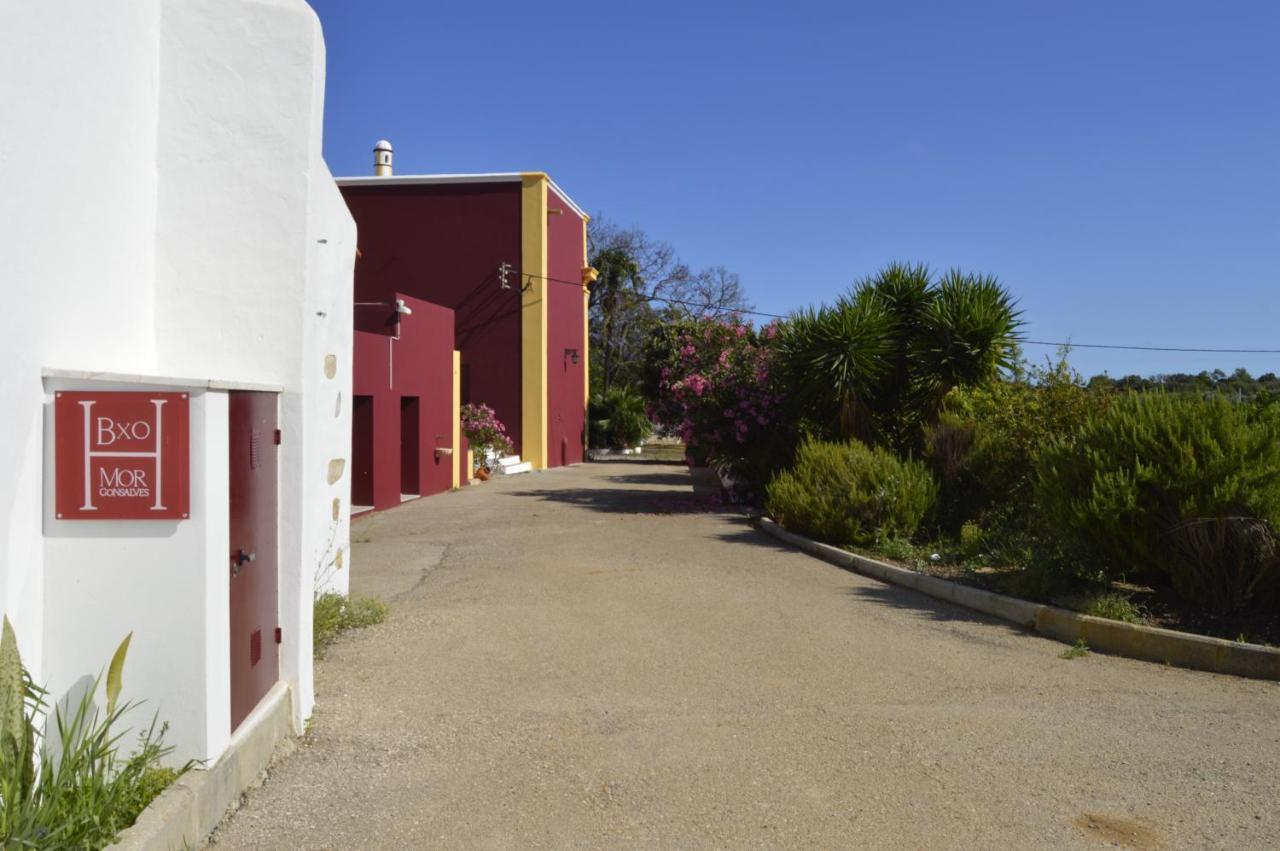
[339, 170, 593, 478]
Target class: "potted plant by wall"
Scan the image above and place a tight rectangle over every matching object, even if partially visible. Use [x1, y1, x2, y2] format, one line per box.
[460, 403, 513, 482]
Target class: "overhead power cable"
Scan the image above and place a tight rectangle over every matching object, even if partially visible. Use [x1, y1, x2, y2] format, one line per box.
[1020, 340, 1280, 354]
[513, 269, 1280, 355]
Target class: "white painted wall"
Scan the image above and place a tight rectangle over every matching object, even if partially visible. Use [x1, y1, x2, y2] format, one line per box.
[0, 0, 164, 688]
[41, 382, 232, 761]
[0, 0, 354, 763]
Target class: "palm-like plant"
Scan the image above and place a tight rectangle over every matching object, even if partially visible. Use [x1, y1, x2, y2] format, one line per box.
[590, 387, 652, 449]
[776, 294, 895, 443]
[778, 264, 1022, 451]
[915, 269, 1023, 399]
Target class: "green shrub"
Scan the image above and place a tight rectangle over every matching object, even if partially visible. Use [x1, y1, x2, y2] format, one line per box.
[589, 387, 652, 449]
[925, 354, 1109, 536]
[876, 537, 933, 570]
[115, 764, 179, 828]
[957, 521, 985, 559]
[314, 592, 388, 657]
[766, 438, 937, 547]
[1035, 392, 1280, 612]
[1079, 593, 1146, 624]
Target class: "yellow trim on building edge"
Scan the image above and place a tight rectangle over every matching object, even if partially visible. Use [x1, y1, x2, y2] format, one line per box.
[520, 173, 549, 469]
[581, 220, 591, 419]
[451, 350, 461, 489]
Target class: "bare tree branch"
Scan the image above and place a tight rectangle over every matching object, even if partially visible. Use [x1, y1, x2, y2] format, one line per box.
[587, 214, 752, 393]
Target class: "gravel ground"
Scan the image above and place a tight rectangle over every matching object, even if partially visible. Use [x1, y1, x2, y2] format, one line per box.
[207, 461, 1279, 850]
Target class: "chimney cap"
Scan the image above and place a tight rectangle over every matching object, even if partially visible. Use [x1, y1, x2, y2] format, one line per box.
[373, 139, 393, 152]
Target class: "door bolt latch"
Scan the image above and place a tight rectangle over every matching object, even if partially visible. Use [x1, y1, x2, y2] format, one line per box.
[231, 549, 256, 576]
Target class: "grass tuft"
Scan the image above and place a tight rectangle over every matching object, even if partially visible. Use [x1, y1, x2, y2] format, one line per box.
[1059, 639, 1090, 660]
[314, 593, 388, 658]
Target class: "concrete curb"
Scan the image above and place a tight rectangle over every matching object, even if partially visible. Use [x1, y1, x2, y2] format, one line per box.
[757, 517, 1280, 681]
[108, 682, 295, 851]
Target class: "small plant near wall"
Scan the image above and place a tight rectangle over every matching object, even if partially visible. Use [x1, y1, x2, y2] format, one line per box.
[0, 618, 190, 850]
[460, 403, 514, 476]
[313, 593, 387, 658]
[589, 387, 652, 450]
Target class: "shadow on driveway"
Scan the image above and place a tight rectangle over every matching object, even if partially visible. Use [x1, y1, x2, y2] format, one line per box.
[505, 486, 725, 516]
[710, 518, 1032, 639]
[712, 525, 799, 554]
[846, 583, 1032, 643]
[606, 472, 695, 487]
[585, 457, 683, 467]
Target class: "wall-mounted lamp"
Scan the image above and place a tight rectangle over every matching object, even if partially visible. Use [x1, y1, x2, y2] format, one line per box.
[564, 348, 580, 365]
[355, 299, 413, 315]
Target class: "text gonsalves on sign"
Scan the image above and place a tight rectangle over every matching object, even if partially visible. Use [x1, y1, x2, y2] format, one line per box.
[55, 391, 190, 520]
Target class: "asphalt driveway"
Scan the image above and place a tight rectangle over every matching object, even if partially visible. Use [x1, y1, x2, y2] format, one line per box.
[208, 460, 1279, 850]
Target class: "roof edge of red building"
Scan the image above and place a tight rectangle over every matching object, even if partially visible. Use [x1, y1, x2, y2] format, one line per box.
[335, 172, 588, 220]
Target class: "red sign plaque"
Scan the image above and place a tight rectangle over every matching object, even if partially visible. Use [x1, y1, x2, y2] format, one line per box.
[55, 391, 190, 520]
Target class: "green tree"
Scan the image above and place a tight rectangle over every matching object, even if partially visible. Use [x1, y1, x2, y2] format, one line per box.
[777, 263, 1022, 452]
[926, 353, 1110, 537]
[589, 246, 650, 396]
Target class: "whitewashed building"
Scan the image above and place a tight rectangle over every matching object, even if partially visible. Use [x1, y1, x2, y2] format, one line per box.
[0, 0, 355, 765]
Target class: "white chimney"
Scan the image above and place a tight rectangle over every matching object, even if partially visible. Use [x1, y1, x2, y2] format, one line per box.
[373, 139, 393, 176]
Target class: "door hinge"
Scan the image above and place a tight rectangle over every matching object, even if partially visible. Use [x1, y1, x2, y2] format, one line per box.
[274, 627, 283, 644]
[273, 429, 282, 445]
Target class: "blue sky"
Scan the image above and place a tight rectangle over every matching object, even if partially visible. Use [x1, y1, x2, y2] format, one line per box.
[309, 0, 1279, 379]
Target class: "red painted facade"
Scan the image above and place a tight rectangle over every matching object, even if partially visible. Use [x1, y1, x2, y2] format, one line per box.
[341, 175, 589, 483]
[351, 294, 456, 511]
[546, 187, 587, 467]
[342, 183, 525, 455]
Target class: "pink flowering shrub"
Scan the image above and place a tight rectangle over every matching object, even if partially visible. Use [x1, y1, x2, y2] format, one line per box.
[643, 316, 789, 492]
[460, 403, 513, 465]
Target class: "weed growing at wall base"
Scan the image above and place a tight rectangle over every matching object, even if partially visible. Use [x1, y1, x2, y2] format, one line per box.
[313, 593, 388, 658]
[1059, 639, 1091, 660]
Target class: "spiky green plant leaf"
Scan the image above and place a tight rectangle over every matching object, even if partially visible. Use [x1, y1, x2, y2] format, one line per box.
[916, 269, 1023, 400]
[106, 632, 132, 717]
[0, 616, 26, 769]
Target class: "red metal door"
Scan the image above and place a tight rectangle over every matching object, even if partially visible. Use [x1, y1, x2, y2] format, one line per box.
[228, 391, 279, 732]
